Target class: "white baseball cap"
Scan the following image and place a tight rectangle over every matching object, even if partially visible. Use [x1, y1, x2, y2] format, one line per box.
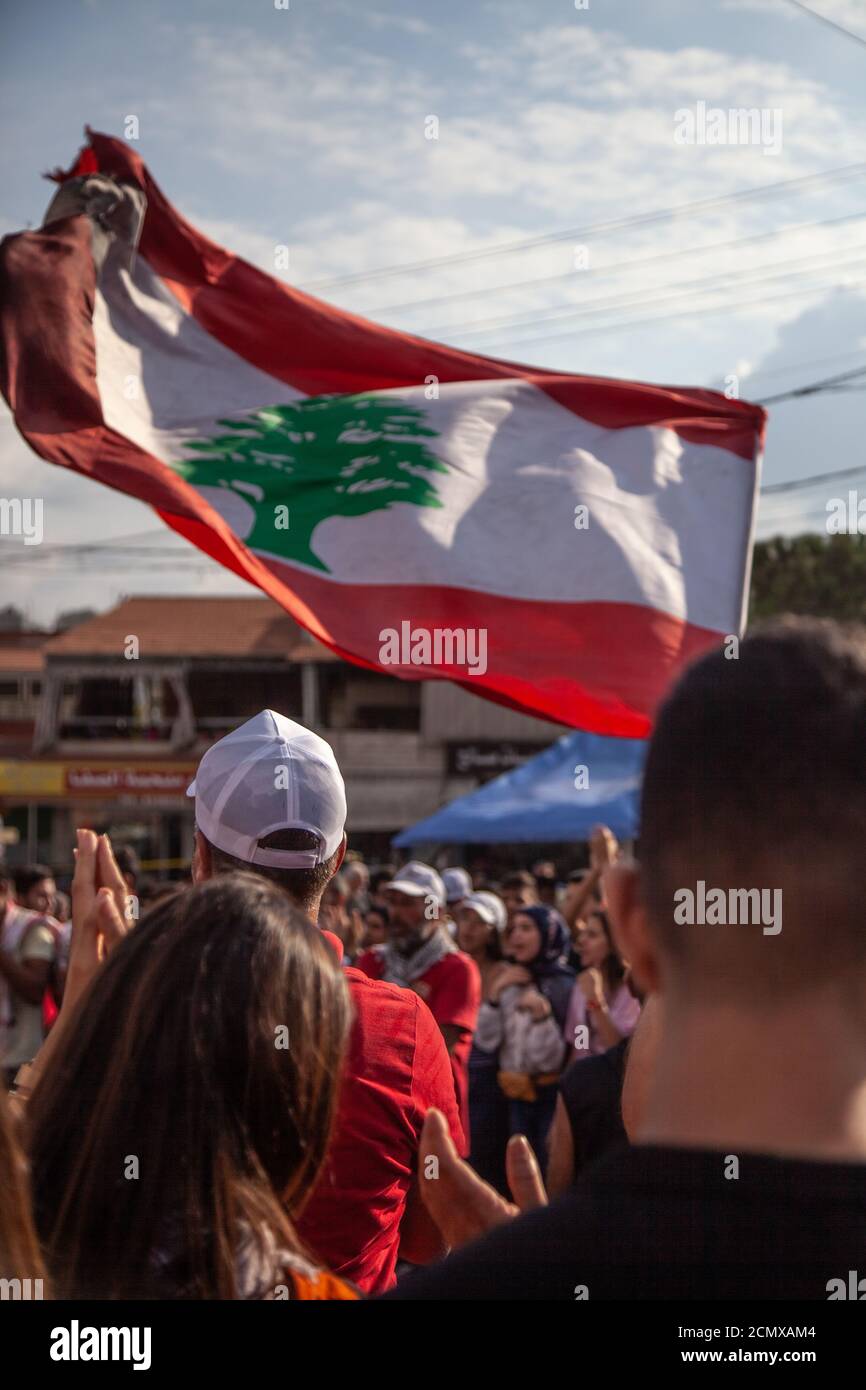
[387, 861, 446, 909]
[463, 891, 507, 933]
[187, 709, 347, 869]
[443, 867, 473, 903]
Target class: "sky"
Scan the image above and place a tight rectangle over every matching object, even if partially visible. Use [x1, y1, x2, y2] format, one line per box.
[1, 0, 865, 625]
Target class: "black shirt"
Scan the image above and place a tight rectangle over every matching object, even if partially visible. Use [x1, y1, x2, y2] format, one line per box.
[386, 1144, 866, 1299]
[558, 1039, 629, 1177]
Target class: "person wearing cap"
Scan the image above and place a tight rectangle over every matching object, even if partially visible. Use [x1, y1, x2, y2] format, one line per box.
[443, 866, 472, 911]
[355, 862, 481, 1147]
[441, 866, 472, 941]
[455, 891, 511, 1193]
[188, 711, 465, 1294]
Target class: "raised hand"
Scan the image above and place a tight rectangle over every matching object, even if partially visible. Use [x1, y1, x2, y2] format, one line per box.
[419, 1107, 547, 1250]
[66, 829, 131, 1011]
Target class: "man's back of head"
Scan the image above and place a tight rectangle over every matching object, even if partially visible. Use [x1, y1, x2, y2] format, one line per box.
[188, 709, 347, 916]
[639, 616, 866, 1004]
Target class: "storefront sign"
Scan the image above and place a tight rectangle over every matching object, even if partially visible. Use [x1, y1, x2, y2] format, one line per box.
[0, 761, 196, 799]
[446, 742, 540, 777]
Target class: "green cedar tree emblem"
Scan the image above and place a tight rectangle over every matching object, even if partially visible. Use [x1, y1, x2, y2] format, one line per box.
[174, 393, 448, 572]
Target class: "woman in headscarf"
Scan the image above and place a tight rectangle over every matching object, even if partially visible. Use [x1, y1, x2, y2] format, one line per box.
[472, 904, 575, 1177]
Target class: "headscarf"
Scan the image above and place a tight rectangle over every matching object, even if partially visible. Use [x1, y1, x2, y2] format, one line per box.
[510, 903, 575, 1028]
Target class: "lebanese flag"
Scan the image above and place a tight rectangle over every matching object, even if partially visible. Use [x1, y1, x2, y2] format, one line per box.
[0, 131, 765, 736]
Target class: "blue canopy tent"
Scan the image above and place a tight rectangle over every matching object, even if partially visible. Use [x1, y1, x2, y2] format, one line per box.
[394, 731, 647, 847]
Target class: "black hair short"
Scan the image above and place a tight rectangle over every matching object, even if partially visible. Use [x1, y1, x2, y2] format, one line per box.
[203, 829, 339, 911]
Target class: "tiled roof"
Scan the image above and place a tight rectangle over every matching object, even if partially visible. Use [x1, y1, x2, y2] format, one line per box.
[0, 648, 44, 673]
[44, 597, 336, 661]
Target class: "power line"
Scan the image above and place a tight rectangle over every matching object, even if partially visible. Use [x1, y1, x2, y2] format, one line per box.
[299, 163, 866, 291]
[420, 243, 866, 341]
[756, 364, 866, 404]
[705, 345, 866, 389]
[781, 0, 866, 51]
[465, 268, 866, 352]
[358, 210, 866, 320]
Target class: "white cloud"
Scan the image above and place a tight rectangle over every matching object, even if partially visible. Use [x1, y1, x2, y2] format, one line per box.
[336, 3, 435, 37]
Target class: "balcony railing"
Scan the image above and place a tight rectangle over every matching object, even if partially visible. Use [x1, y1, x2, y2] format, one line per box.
[58, 716, 175, 741]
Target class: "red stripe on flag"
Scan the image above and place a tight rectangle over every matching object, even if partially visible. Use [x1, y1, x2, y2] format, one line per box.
[160, 513, 721, 735]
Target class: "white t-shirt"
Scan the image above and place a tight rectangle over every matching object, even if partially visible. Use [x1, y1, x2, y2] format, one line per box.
[0, 907, 56, 1070]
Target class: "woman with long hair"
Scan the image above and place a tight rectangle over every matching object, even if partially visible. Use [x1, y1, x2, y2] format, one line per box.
[26, 871, 353, 1300]
[562, 906, 641, 1062]
[0, 1085, 47, 1297]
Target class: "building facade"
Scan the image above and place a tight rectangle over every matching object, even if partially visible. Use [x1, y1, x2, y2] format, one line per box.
[0, 596, 566, 874]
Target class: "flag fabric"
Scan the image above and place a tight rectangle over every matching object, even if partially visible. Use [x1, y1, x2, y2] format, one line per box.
[0, 131, 765, 736]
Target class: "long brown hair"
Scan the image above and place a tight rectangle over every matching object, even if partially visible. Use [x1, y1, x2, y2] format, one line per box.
[589, 907, 627, 995]
[26, 873, 351, 1299]
[0, 1088, 47, 1293]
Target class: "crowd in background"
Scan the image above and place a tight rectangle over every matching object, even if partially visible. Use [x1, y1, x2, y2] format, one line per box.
[1, 618, 865, 1302]
[2, 829, 642, 1203]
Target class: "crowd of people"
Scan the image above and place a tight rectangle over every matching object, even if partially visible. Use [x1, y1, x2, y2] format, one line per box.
[1, 616, 865, 1300]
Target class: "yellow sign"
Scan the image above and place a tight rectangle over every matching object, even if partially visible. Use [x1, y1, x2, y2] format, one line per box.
[0, 761, 196, 798]
[0, 761, 65, 796]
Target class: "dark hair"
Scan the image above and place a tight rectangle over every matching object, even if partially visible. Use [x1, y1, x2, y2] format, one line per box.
[13, 864, 53, 898]
[204, 828, 340, 911]
[0, 1088, 47, 1291]
[137, 877, 182, 911]
[370, 867, 396, 894]
[27, 873, 351, 1299]
[641, 617, 866, 998]
[113, 844, 141, 883]
[500, 870, 537, 892]
[585, 908, 626, 994]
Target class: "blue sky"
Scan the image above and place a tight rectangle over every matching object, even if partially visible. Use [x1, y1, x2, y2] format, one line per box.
[2, 0, 865, 622]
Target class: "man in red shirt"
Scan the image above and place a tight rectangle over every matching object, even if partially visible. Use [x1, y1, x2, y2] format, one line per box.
[188, 710, 464, 1293]
[355, 862, 481, 1145]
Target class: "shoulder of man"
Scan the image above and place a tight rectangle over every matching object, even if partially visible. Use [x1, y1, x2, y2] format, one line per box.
[343, 964, 464, 1143]
[425, 948, 482, 1003]
[343, 962, 440, 1036]
[352, 946, 386, 979]
[448, 948, 479, 975]
[7, 907, 59, 958]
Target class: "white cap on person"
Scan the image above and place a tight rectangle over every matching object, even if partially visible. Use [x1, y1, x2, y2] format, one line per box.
[388, 861, 446, 910]
[463, 891, 507, 933]
[187, 709, 346, 869]
[443, 867, 472, 904]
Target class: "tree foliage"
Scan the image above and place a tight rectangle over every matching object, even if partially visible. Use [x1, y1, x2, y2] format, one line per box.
[749, 533, 866, 625]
